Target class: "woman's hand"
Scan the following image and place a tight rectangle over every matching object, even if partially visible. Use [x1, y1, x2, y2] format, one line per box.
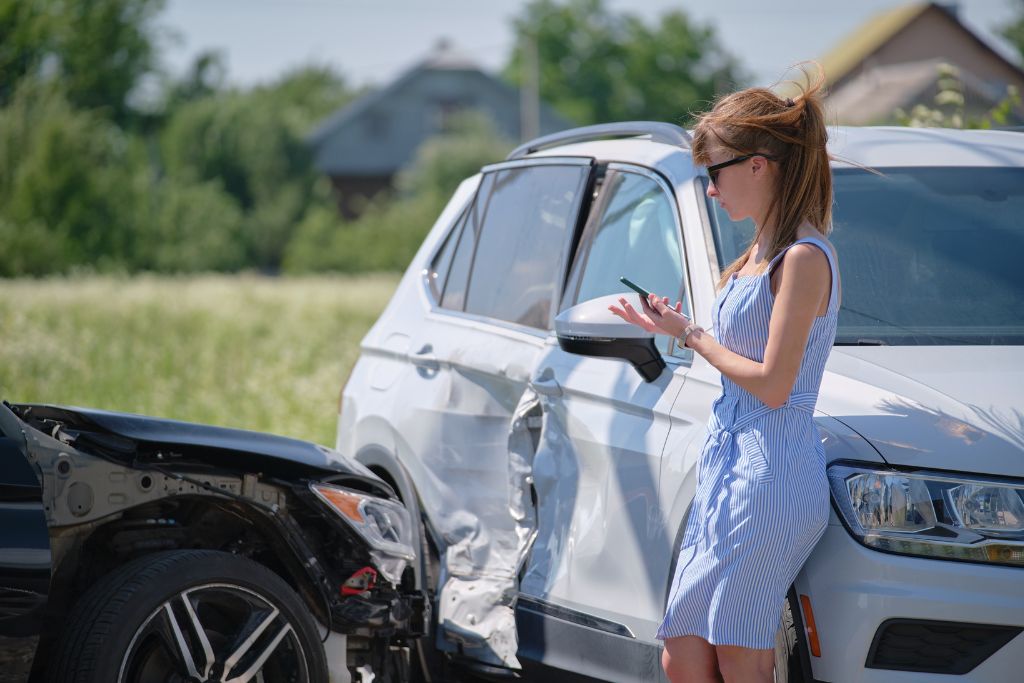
[608, 294, 690, 337]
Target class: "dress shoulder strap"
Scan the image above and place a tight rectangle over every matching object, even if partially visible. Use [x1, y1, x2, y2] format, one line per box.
[766, 236, 838, 312]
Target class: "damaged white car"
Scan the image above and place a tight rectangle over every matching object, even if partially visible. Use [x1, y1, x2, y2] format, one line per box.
[338, 123, 1024, 682]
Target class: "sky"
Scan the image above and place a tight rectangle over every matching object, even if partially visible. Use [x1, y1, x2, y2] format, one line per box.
[158, 0, 1022, 91]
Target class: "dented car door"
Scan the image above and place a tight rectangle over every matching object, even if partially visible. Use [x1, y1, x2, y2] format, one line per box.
[518, 165, 699, 679]
[388, 158, 593, 667]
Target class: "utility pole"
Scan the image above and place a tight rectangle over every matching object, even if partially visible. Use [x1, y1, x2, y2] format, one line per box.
[520, 32, 540, 142]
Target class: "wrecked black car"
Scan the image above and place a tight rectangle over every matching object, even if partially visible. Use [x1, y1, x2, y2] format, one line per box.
[0, 401, 425, 683]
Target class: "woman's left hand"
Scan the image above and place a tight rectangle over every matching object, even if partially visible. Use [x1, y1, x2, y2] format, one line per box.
[609, 294, 691, 338]
[639, 293, 691, 338]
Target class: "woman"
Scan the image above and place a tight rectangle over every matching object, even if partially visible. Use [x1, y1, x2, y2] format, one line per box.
[610, 69, 840, 683]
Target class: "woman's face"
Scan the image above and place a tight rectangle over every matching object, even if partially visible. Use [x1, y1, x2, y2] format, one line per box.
[704, 144, 774, 225]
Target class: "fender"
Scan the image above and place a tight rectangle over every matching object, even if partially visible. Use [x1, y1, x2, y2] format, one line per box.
[354, 445, 428, 590]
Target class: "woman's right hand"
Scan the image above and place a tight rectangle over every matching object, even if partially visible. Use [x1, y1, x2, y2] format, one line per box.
[608, 295, 683, 335]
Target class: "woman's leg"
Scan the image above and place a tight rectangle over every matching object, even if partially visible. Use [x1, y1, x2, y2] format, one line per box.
[662, 635, 722, 683]
[715, 644, 774, 683]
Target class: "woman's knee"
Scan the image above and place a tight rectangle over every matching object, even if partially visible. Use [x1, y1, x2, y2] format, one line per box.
[716, 645, 774, 683]
[662, 636, 719, 682]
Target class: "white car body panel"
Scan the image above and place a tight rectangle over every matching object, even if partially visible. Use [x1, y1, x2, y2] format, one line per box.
[821, 347, 1024, 478]
[798, 523, 1024, 682]
[520, 328, 688, 643]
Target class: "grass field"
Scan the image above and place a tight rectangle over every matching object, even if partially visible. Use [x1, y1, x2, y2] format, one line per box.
[0, 274, 401, 448]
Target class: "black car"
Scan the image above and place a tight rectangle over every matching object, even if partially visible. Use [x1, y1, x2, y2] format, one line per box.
[0, 400, 425, 683]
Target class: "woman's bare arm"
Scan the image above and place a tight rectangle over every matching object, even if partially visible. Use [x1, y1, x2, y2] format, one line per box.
[685, 244, 831, 408]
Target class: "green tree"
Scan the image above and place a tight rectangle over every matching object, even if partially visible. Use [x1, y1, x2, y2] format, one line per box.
[264, 64, 358, 137]
[0, 1, 52, 106]
[134, 177, 246, 272]
[55, 0, 163, 124]
[504, 0, 745, 125]
[283, 112, 513, 273]
[158, 50, 228, 114]
[999, 0, 1024, 63]
[393, 111, 512, 202]
[894, 62, 1022, 129]
[159, 66, 353, 272]
[0, 0, 163, 124]
[0, 82, 146, 273]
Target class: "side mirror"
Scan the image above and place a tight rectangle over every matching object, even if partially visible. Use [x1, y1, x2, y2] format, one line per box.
[554, 294, 666, 382]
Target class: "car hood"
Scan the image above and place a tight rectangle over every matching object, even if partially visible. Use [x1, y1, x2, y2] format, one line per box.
[15, 403, 381, 482]
[816, 347, 1024, 478]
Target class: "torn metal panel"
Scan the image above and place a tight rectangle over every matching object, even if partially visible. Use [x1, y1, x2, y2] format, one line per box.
[519, 349, 688, 645]
[434, 388, 542, 668]
[385, 318, 546, 666]
[18, 423, 286, 528]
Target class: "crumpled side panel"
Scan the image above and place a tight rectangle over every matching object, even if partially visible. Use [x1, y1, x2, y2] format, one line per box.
[435, 388, 541, 668]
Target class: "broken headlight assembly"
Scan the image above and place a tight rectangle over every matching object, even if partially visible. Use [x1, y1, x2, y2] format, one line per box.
[828, 462, 1024, 567]
[310, 482, 415, 584]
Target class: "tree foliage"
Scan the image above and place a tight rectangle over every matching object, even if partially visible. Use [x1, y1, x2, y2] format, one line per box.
[159, 66, 354, 271]
[999, 0, 1024, 63]
[0, 82, 146, 274]
[0, 0, 163, 124]
[504, 0, 745, 125]
[283, 112, 513, 273]
[0, 0, 752, 277]
[894, 63, 1022, 129]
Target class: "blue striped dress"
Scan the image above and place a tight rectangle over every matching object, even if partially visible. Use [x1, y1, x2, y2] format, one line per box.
[657, 235, 838, 649]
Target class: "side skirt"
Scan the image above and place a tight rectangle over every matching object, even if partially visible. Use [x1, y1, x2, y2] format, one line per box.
[515, 596, 666, 683]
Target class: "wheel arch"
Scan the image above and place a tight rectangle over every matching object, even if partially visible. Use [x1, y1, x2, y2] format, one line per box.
[47, 494, 333, 630]
[355, 446, 431, 592]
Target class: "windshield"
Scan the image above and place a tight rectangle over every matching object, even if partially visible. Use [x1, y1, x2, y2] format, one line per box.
[706, 166, 1024, 346]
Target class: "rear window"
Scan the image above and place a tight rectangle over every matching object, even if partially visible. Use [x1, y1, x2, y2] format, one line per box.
[706, 167, 1024, 346]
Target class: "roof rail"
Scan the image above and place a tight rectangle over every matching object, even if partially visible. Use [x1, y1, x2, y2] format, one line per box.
[506, 121, 692, 160]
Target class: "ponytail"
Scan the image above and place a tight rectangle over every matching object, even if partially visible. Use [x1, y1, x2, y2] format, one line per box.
[691, 62, 833, 291]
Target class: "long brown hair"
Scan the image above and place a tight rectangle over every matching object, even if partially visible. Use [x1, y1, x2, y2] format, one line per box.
[691, 63, 833, 291]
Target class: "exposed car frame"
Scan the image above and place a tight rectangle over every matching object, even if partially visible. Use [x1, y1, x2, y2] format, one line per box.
[0, 400, 426, 683]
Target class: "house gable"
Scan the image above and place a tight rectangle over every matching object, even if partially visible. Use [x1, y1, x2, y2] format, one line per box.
[820, 2, 1024, 125]
[309, 60, 572, 177]
[823, 3, 1024, 95]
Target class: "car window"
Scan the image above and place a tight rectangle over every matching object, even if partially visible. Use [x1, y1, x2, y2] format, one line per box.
[462, 164, 590, 330]
[428, 208, 466, 301]
[705, 167, 1024, 345]
[440, 174, 494, 311]
[564, 168, 689, 355]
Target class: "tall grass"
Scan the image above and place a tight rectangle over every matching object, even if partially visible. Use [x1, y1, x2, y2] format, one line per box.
[0, 274, 400, 447]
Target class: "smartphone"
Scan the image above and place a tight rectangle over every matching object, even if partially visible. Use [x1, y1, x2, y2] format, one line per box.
[619, 276, 653, 301]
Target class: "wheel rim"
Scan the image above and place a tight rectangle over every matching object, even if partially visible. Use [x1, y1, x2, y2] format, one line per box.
[118, 582, 309, 683]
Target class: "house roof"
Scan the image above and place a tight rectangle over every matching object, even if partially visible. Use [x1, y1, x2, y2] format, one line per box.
[820, 3, 930, 87]
[307, 39, 568, 149]
[306, 42, 475, 147]
[825, 58, 1021, 124]
[819, 2, 1024, 89]
[305, 40, 574, 176]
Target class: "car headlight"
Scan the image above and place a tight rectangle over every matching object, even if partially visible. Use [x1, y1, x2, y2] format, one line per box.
[310, 482, 415, 569]
[828, 462, 1024, 567]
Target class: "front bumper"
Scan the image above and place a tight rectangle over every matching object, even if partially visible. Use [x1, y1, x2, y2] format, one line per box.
[796, 522, 1024, 682]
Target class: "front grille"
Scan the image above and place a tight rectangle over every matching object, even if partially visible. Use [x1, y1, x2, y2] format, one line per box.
[866, 618, 1022, 674]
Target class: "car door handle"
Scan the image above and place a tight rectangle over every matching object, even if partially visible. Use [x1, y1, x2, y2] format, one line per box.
[410, 344, 440, 370]
[530, 370, 562, 397]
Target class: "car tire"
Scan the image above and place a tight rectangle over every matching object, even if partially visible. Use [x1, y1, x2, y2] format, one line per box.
[47, 549, 328, 683]
[774, 591, 810, 683]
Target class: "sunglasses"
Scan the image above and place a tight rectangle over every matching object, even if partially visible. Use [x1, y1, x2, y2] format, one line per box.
[706, 153, 777, 186]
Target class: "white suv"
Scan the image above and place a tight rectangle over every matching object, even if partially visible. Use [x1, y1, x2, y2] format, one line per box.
[337, 123, 1024, 682]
